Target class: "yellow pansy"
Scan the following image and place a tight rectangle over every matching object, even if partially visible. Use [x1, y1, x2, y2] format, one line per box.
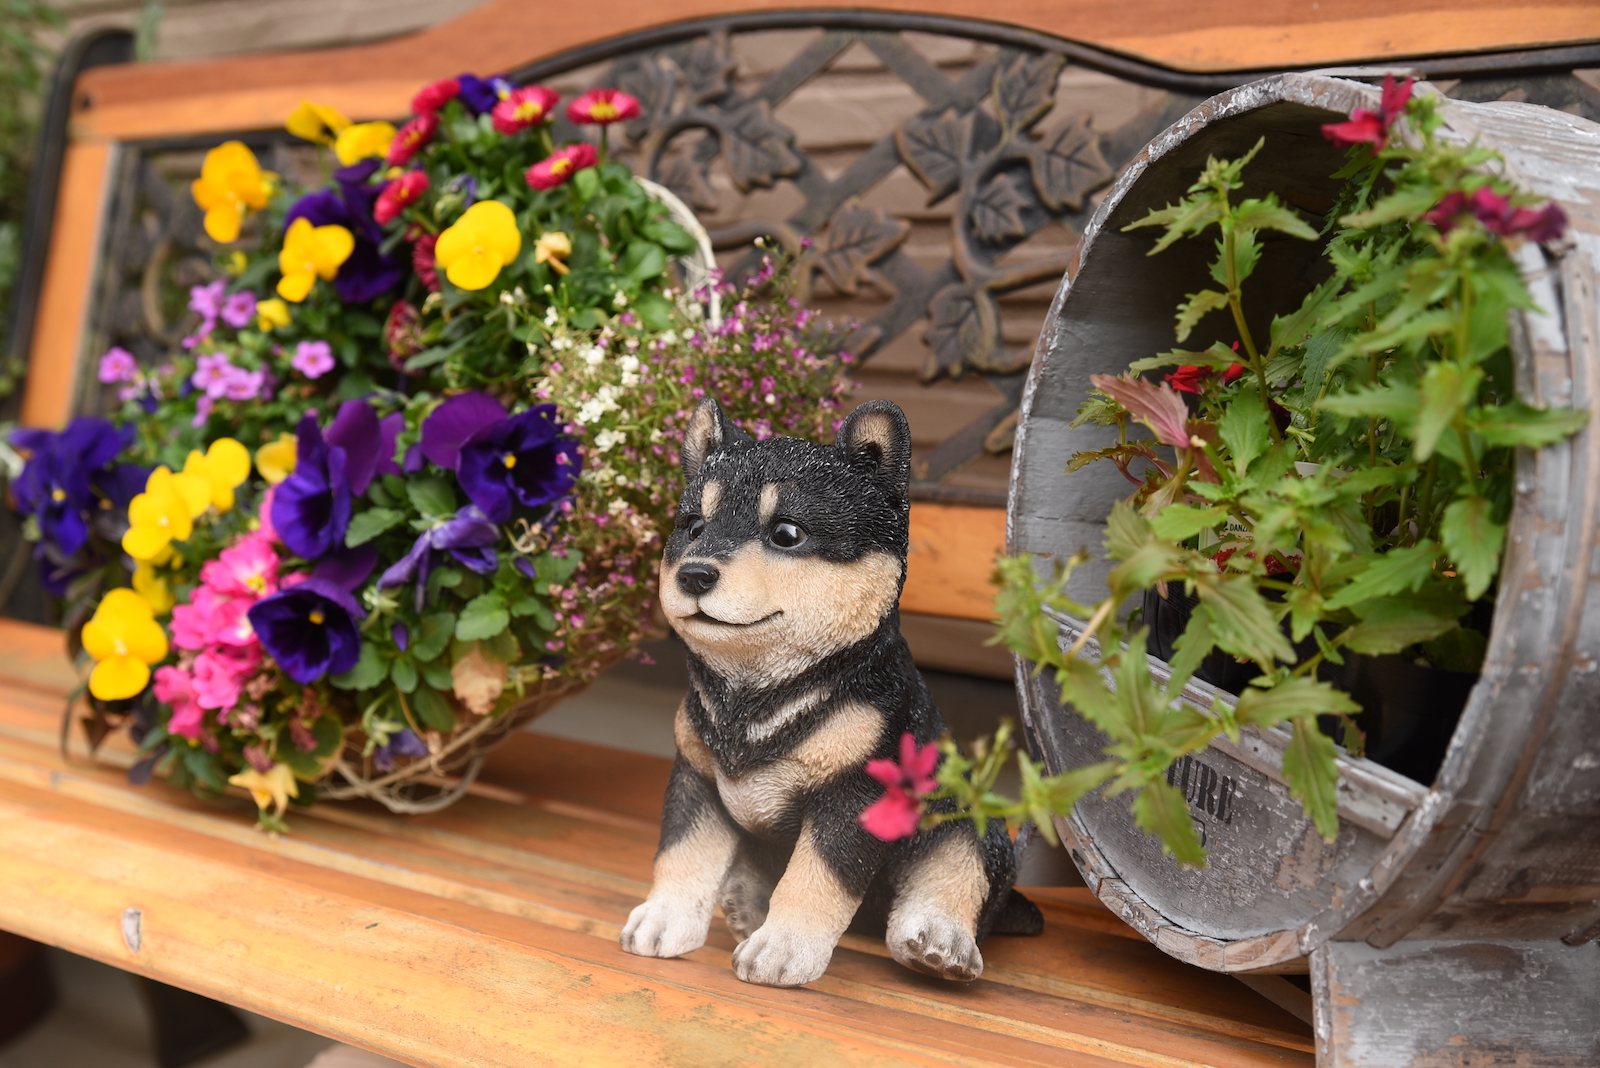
[533, 231, 572, 276]
[277, 218, 354, 302]
[229, 763, 299, 816]
[225, 251, 249, 275]
[285, 100, 351, 145]
[255, 433, 299, 484]
[81, 588, 169, 701]
[123, 467, 195, 560]
[190, 141, 274, 244]
[333, 121, 397, 167]
[182, 438, 252, 512]
[256, 298, 291, 332]
[435, 200, 522, 291]
[132, 561, 176, 617]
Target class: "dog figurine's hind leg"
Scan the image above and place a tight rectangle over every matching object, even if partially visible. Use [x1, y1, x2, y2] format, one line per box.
[620, 397, 1041, 987]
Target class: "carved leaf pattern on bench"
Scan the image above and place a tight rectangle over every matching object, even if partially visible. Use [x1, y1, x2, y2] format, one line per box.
[806, 201, 911, 298]
[896, 109, 972, 206]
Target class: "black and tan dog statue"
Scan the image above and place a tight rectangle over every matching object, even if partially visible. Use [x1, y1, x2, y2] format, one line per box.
[620, 397, 1041, 987]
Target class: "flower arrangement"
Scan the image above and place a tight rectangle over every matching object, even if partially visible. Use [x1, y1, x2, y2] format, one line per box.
[860, 79, 1584, 863]
[14, 73, 851, 829]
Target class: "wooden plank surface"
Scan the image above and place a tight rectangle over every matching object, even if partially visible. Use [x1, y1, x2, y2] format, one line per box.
[66, 0, 1600, 144]
[0, 618, 1313, 1067]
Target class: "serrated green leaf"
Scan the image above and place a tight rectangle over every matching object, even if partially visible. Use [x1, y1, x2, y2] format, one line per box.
[1124, 195, 1226, 255]
[1194, 572, 1294, 666]
[1470, 402, 1589, 448]
[456, 593, 509, 642]
[1175, 288, 1231, 343]
[410, 686, 456, 732]
[1441, 495, 1505, 600]
[1108, 541, 1187, 597]
[1131, 778, 1208, 867]
[1319, 381, 1421, 424]
[1235, 677, 1360, 730]
[1323, 541, 1439, 611]
[1234, 198, 1318, 240]
[1415, 362, 1482, 461]
[1164, 602, 1216, 693]
[1127, 342, 1237, 373]
[1340, 597, 1461, 654]
[1341, 187, 1439, 229]
[1219, 387, 1269, 476]
[412, 612, 456, 662]
[407, 477, 457, 518]
[1103, 500, 1153, 560]
[330, 642, 388, 690]
[1281, 715, 1340, 841]
[1149, 504, 1230, 542]
[1285, 584, 1325, 642]
[346, 507, 405, 548]
[1268, 278, 1340, 362]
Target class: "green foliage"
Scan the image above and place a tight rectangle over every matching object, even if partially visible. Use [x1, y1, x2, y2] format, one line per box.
[972, 88, 1586, 863]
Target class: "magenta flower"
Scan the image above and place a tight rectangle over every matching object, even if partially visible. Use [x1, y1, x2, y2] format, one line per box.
[199, 534, 279, 600]
[525, 143, 599, 191]
[1322, 74, 1413, 150]
[192, 353, 241, 399]
[153, 666, 204, 740]
[192, 647, 259, 709]
[388, 112, 439, 165]
[412, 233, 440, 292]
[492, 85, 560, 135]
[374, 170, 429, 225]
[292, 340, 335, 378]
[411, 78, 459, 115]
[859, 733, 939, 841]
[221, 368, 266, 402]
[189, 279, 227, 321]
[1424, 186, 1568, 243]
[566, 88, 640, 126]
[98, 347, 138, 384]
[220, 291, 257, 329]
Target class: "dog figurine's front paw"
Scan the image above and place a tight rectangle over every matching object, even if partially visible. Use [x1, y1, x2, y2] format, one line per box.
[620, 898, 709, 958]
[889, 915, 984, 981]
[731, 923, 835, 986]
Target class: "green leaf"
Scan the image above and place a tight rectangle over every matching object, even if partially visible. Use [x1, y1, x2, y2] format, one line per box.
[330, 643, 388, 691]
[1123, 194, 1226, 255]
[1282, 716, 1340, 841]
[346, 507, 405, 548]
[1127, 342, 1238, 373]
[1318, 381, 1421, 424]
[1340, 597, 1461, 655]
[1440, 495, 1506, 600]
[1149, 504, 1229, 542]
[1103, 500, 1153, 561]
[1341, 187, 1439, 229]
[1164, 602, 1216, 694]
[1283, 585, 1325, 643]
[1194, 573, 1294, 666]
[621, 241, 668, 281]
[1218, 387, 1269, 476]
[1267, 277, 1340, 361]
[1174, 288, 1231, 343]
[1131, 778, 1208, 867]
[1323, 541, 1439, 611]
[573, 166, 600, 201]
[407, 477, 457, 518]
[390, 655, 418, 694]
[410, 686, 456, 732]
[1233, 198, 1318, 240]
[1107, 541, 1187, 597]
[456, 592, 510, 642]
[1235, 677, 1360, 730]
[1020, 758, 1116, 847]
[1470, 402, 1589, 448]
[412, 612, 456, 662]
[421, 662, 454, 691]
[642, 219, 696, 252]
[1414, 362, 1482, 461]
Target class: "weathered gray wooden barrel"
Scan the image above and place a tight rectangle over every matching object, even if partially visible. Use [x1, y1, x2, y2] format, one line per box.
[1009, 73, 1600, 1063]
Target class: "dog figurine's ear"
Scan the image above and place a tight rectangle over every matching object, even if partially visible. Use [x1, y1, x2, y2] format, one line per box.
[838, 400, 912, 497]
[682, 397, 752, 481]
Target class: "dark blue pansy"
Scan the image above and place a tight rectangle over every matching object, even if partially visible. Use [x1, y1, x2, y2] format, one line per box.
[420, 392, 578, 523]
[247, 577, 365, 684]
[271, 413, 351, 561]
[377, 505, 498, 612]
[12, 418, 136, 558]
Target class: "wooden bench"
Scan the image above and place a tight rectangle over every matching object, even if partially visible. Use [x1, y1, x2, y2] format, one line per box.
[3, 3, 1598, 1064]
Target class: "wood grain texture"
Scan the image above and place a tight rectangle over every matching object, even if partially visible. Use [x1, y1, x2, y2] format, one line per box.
[65, 0, 1600, 141]
[20, 141, 113, 430]
[0, 618, 1312, 1067]
[903, 502, 1007, 620]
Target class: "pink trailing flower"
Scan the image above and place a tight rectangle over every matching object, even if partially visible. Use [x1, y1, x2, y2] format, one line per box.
[1321, 74, 1413, 149]
[220, 291, 257, 329]
[859, 732, 939, 841]
[566, 88, 640, 126]
[98, 347, 138, 384]
[411, 78, 460, 115]
[171, 585, 231, 650]
[1423, 186, 1568, 243]
[492, 85, 560, 134]
[387, 112, 439, 165]
[192, 648, 258, 710]
[375, 170, 430, 225]
[153, 667, 205, 740]
[258, 486, 280, 543]
[291, 340, 336, 379]
[200, 535, 280, 600]
[525, 143, 599, 191]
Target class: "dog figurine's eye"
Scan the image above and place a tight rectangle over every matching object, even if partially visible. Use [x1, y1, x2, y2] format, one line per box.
[687, 517, 706, 539]
[770, 521, 806, 548]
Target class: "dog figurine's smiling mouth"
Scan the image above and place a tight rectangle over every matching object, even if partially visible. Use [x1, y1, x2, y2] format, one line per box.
[622, 397, 1040, 988]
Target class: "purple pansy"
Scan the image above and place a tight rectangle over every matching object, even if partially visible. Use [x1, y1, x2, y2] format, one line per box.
[391, 621, 409, 652]
[374, 727, 427, 771]
[247, 577, 365, 683]
[312, 542, 379, 591]
[419, 392, 579, 522]
[377, 505, 499, 612]
[456, 74, 513, 115]
[271, 413, 352, 561]
[324, 400, 402, 496]
[285, 161, 404, 303]
[12, 418, 137, 558]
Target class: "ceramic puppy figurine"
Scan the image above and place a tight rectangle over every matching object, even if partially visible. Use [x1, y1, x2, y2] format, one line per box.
[620, 397, 1040, 988]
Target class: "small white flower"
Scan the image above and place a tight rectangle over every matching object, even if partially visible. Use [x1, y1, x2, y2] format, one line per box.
[499, 290, 516, 306]
[544, 307, 559, 327]
[551, 336, 574, 351]
[608, 499, 628, 516]
[683, 329, 695, 341]
[660, 330, 677, 344]
[612, 290, 628, 308]
[594, 428, 625, 454]
[650, 428, 664, 443]
[620, 372, 640, 388]
[764, 392, 777, 405]
[581, 345, 605, 367]
[619, 355, 639, 374]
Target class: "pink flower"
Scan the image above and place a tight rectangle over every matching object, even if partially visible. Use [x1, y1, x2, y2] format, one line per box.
[525, 143, 599, 191]
[201, 535, 280, 599]
[1322, 74, 1413, 149]
[171, 585, 229, 650]
[193, 649, 254, 710]
[387, 112, 439, 165]
[1425, 186, 1568, 243]
[258, 486, 280, 543]
[375, 170, 430, 225]
[153, 667, 205, 740]
[411, 78, 459, 115]
[1089, 373, 1194, 448]
[192, 352, 239, 398]
[98, 346, 138, 384]
[220, 291, 257, 329]
[221, 368, 266, 402]
[291, 340, 335, 378]
[858, 733, 939, 841]
[412, 233, 439, 292]
[492, 85, 559, 134]
[566, 88, 640, 126]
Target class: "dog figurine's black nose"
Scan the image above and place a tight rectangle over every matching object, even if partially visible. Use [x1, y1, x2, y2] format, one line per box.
[677, 563, 720, 596]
